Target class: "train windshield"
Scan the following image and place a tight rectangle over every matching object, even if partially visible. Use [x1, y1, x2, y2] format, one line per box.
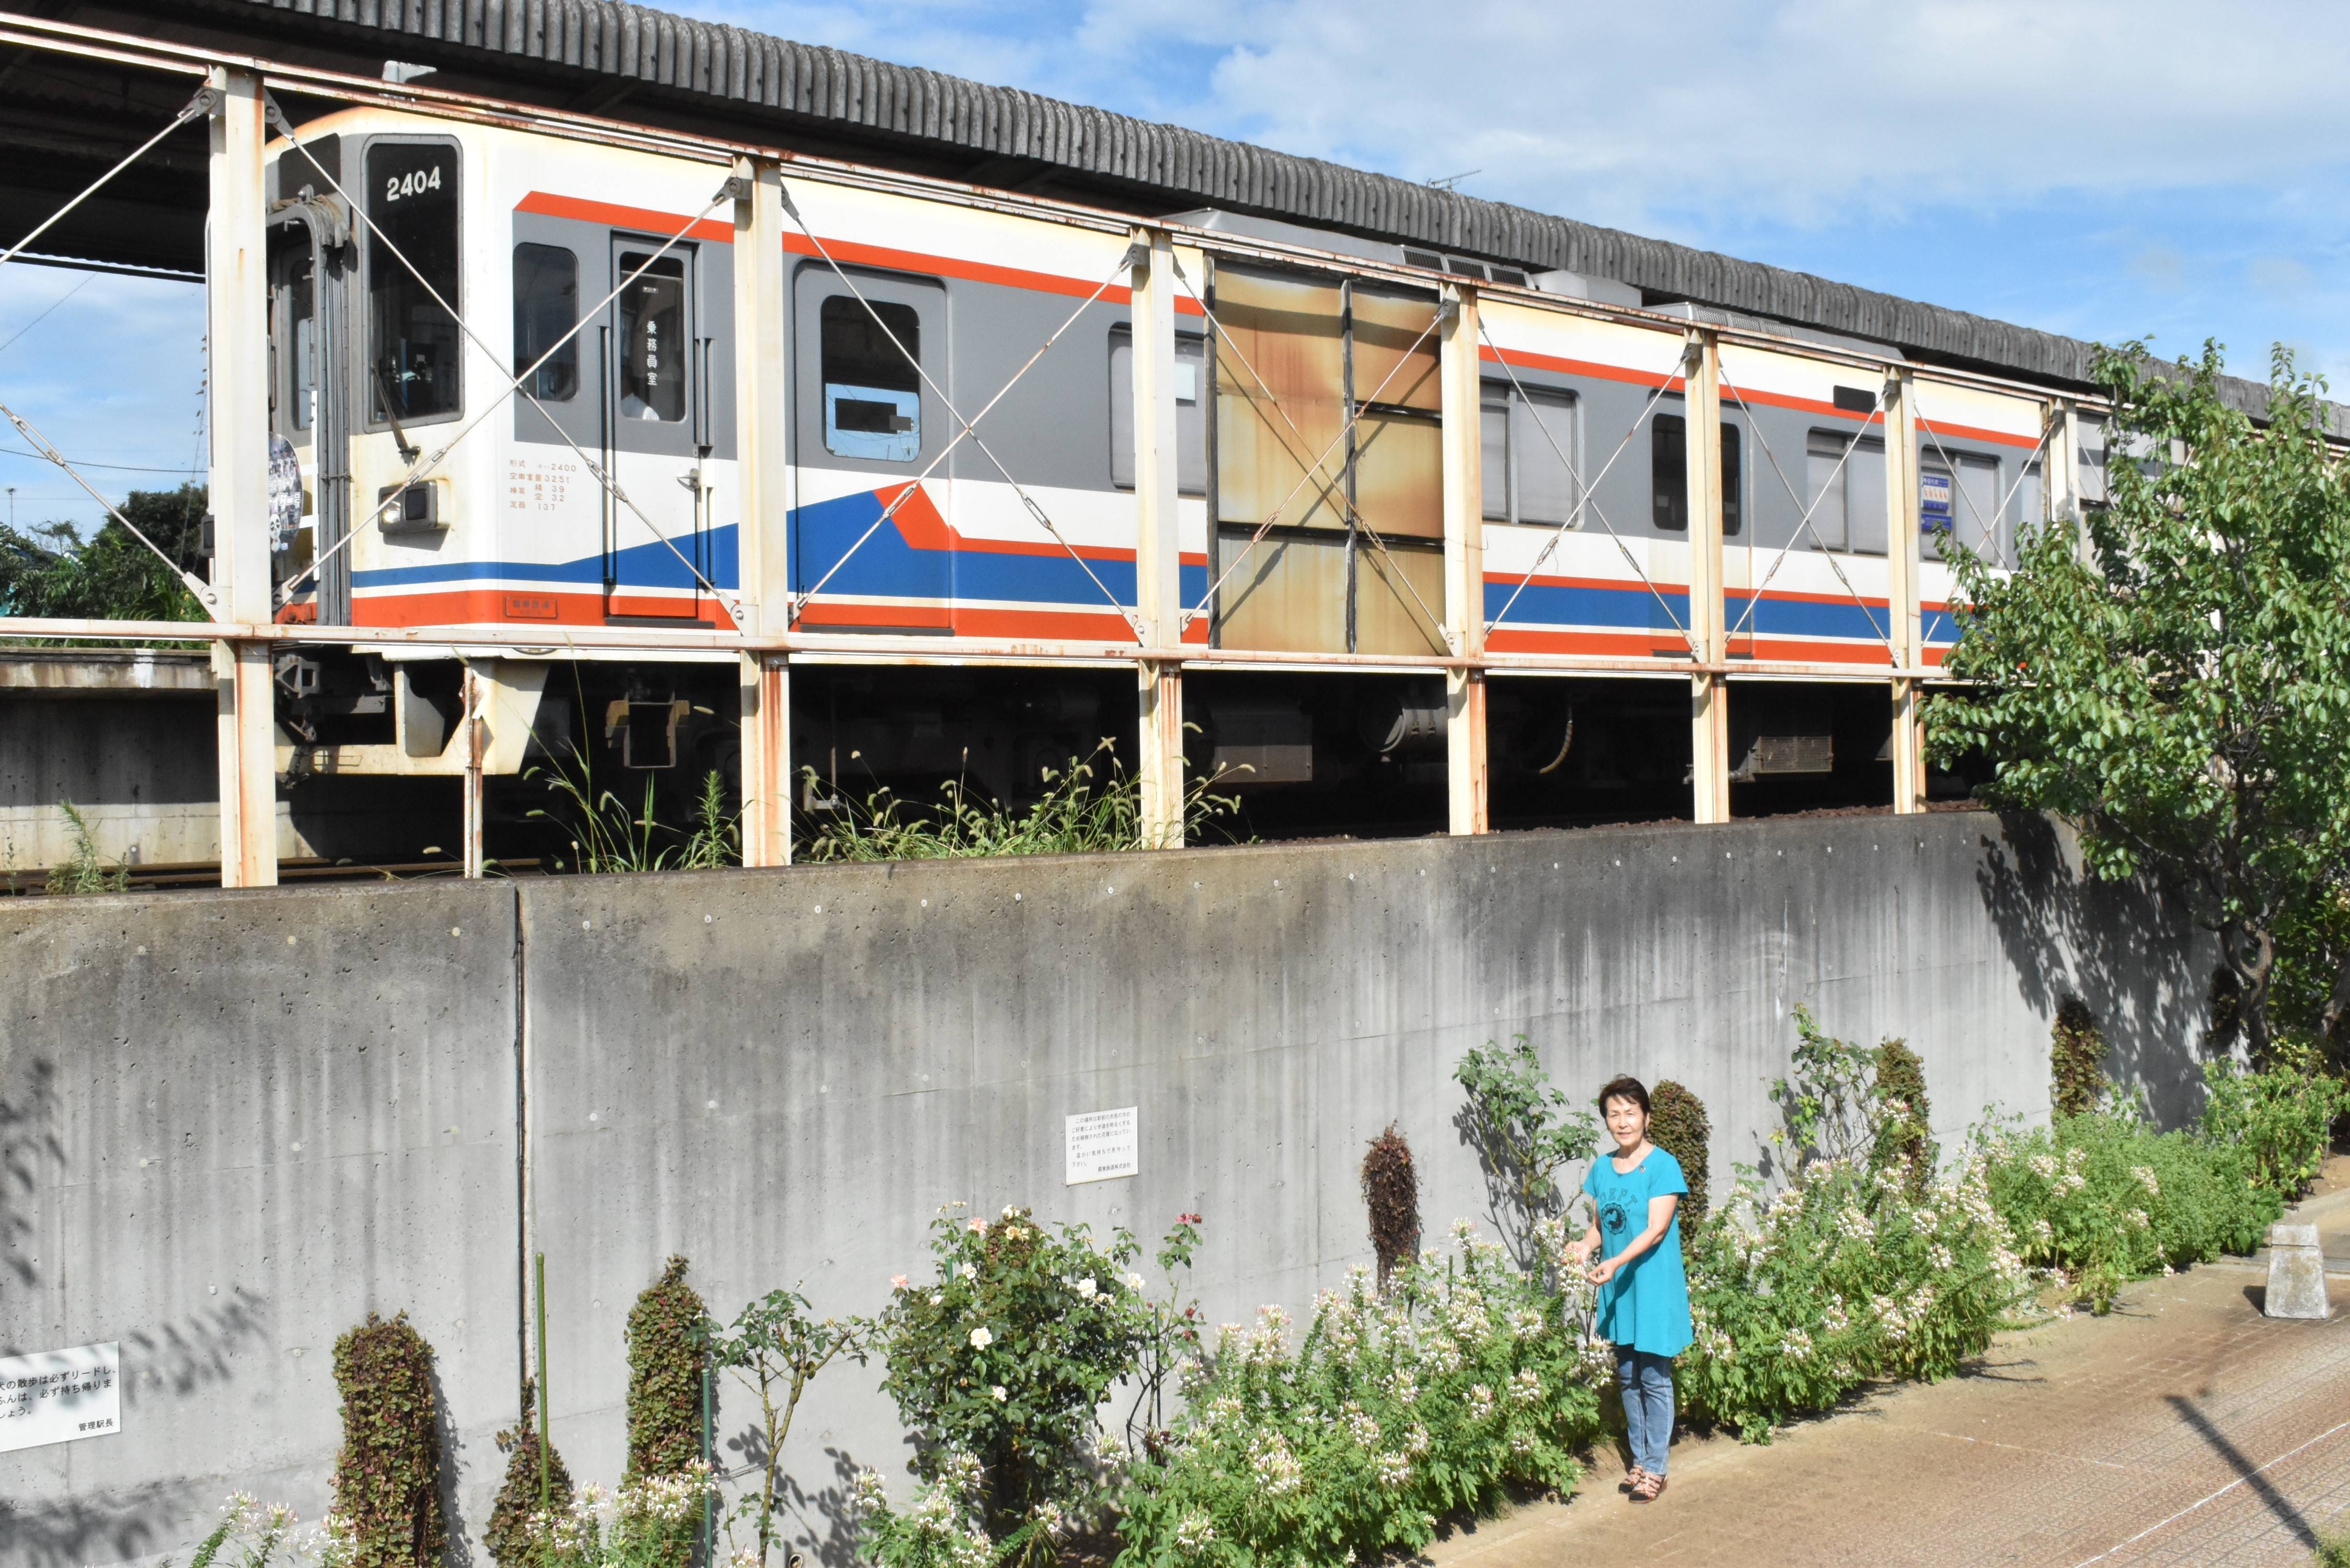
[820, 295, 920, 462]
[365, 140, 462, 424]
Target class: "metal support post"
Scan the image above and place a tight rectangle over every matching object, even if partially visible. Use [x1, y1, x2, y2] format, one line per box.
[1441, 282, 1489, 835]
[206, 65, 277, 887]
[1685, 330, 1730, 824]
[740, 654, 791, 866]
[732, 157, 792, 864]
[461, 665, 485, 878]
[1884, 370, 1925, 814]
[1130, 226, 1185, 847]
[2047, 399, 2089, 562]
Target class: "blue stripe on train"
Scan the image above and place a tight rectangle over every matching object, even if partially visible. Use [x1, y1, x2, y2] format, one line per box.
[1487, 580, 1909, 643]
[788, 489, 1207, 606]
[352, 526, 740, 591]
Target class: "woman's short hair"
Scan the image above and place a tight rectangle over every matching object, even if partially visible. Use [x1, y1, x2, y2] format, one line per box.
[1597, 1075, 1651, 1117]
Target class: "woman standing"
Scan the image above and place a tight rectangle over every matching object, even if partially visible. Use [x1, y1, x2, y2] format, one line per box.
[1565, 1075, 1692, 1502]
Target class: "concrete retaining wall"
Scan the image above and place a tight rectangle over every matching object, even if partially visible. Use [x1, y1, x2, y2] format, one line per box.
[0, 809, 2213, 1567]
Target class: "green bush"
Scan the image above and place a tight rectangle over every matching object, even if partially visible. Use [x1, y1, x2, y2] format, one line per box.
[2200, 1057, 2349, 1196]
[1114, 1226, 1606, 1568]
[1677, 1158, 2031, 1442]
[1871, 1040, 1933, 1196]
[1649, 1080, 1711, 1221]
[330, 1311, 447, 1568]
[1976, 1112, 2279, 1312]
[857, 1206, 1200, 1568]
[525, 1467, 712, 1568]
[488, 1399, 574, 1568]
[2050, 998, 2107, 1118]
[625, 1256, 708, 1485]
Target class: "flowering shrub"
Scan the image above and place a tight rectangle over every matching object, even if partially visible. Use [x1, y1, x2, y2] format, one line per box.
[1114, 1223, 1607, 1568]
[1976, 1110, 2279, 1311]
[175, 1493, 304, 1568]
[857, 1206, 1202, 1568]
[1677, 1157, 2032, 1442]
[2199, 1057, 2349, 1196]
[524, 1465, 714, 1568]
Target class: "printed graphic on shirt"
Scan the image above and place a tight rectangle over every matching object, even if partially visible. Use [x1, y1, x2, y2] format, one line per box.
[1600, 1200, 1629, 1236]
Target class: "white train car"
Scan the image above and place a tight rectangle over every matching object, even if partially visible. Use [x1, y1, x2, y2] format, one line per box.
[255, 104, 2069, 845]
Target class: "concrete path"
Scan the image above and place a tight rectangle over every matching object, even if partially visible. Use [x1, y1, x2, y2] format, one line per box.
[1430, 1158, 2350, 1568]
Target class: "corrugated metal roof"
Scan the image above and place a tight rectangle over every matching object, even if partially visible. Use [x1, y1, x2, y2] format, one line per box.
[198, 0, 2324, 426]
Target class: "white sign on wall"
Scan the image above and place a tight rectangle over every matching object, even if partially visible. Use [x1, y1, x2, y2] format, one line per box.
[0, 1342, 120, 1453]
[1065, 1107, 1140, 1185]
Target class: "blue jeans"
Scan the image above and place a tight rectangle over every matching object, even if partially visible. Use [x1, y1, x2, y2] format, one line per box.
[1616, 1348, 1675, 1477]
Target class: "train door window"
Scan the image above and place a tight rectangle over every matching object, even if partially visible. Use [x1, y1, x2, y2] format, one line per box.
[1516, 388, 1579, 527]
[513, 243, 579, 401]
[269, 229, 317, 437]
[1650, 413, 1739, 533]
[1806, 430, 1887, 552]
[821, 295, 921, 462]
[1925, 452, 2001, 563]
[1107, 327, 1207, 492]
[616, 251, 689, 422]
[364, 139, 461, 425]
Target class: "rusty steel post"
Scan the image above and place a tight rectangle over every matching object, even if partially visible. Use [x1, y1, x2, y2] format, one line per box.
[206, 65, 277, 887]
[1884, 370, 1925, 814]
[733, 157, 792, 864]
[461, 665, 485, 878]
[1130, 226, 1185, 847]
[1685, 330, 1730, 825]
[1441, 282, 1488, 835]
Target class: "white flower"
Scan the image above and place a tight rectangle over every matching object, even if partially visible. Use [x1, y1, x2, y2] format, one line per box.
[1075, 1277, 1098, 1299]
[992, 1385, 1008, 1402]
[1174, 1511, 1217, 1551]
[890, 1274, 909, 1290]
[2132, 1166, 2161, 1198]
[1126, 1272, 1146, 1292]
[1929, 1243, 1955, 1272]
[2029, 1153, 2057, 1180]
[959, 1262, 978, 1280]
[969, 1327, 993, 1348]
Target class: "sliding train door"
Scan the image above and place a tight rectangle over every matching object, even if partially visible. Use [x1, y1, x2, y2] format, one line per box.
[600, 232, 717, 624]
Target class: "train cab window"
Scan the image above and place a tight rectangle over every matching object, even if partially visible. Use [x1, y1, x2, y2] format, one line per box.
[512, 243, 579, 401]
[821, 295, 921, 462]
[365, 140, 460, 425]
[617, 251, 688, 422]
[1107, 327, 1207, 492]
[1482, 381, 1580, 526]
[1650, 413, 1741, 534]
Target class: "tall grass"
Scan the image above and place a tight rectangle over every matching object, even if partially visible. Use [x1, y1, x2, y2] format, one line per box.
[529, 756, 739, 873]
[46, 801, 128, 894]
[801, 740, 1241, 862]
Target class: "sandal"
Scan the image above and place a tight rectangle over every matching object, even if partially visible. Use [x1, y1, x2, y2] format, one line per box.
[1629, 1473, 1666, 1503]
[1617, 1466, 1648, 1493]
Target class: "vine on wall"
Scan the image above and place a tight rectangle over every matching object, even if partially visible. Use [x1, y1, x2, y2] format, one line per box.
[330, 1311, 447, 1568]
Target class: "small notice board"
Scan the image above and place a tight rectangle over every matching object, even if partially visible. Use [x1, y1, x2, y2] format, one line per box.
[1065, 1107, 1140, 1185]
[0, 1342, 120, 1453]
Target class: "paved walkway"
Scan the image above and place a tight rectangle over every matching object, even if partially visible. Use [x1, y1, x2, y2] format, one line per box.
[1431, 1158, 2350, 1568]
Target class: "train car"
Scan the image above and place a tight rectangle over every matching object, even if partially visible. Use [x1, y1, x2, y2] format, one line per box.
[254, 104, 2077, 849]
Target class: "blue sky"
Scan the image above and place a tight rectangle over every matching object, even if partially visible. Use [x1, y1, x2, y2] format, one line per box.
[7, 0, 2349, 533]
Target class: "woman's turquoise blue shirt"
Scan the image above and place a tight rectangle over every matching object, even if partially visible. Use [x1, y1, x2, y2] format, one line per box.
[1582, 1147, 1694, 1357]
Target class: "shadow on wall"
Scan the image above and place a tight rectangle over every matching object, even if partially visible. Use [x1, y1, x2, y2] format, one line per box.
[1977, 813, 2215, 1126]
[2, 1057, 61, 1292]
[0, 1482, 195, 1568]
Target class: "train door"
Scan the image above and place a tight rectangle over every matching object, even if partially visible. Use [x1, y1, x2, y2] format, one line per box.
[601, 234, 714, 623]
[268, 192, 354, 622]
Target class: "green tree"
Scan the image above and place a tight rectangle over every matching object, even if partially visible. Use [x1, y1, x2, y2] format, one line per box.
[0, 483, 208, 621]
[1926, 343, 2350, 1057]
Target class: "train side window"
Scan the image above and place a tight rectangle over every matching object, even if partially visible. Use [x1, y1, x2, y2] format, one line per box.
[512, 243, 579, 401]
[364, 139, 460, 425]
[1107, 327, 1207, 492]
[617, 251, 687, 422]
[1480, 386, 1508, 521]
[821, 295, 921, 462]
[1650, 413, 1737, 533]
[269, 229, 317, 436]
[1515, 387, 1580, 527]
